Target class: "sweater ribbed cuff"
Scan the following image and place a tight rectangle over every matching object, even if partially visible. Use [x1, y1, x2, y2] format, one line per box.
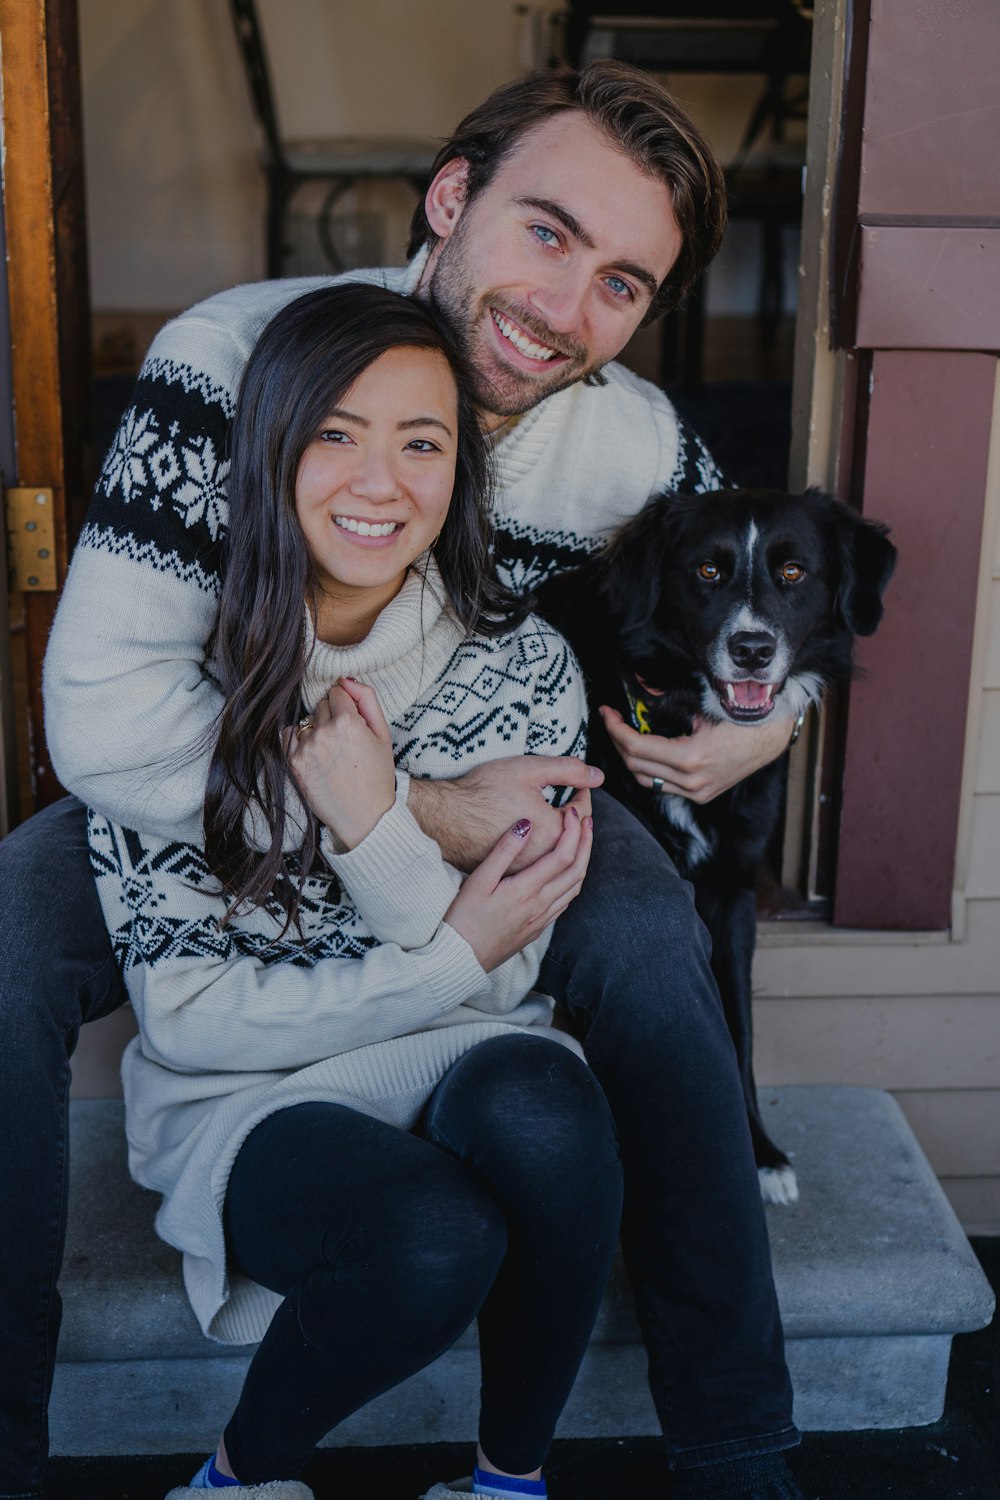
[323, 770, 461, 948]
[421, 920, 490, 1011]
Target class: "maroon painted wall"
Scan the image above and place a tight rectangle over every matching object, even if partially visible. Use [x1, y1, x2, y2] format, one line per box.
[858, 0, 1000, 220]
[830, 0, 998, 928]
[834, 352, 994, 929]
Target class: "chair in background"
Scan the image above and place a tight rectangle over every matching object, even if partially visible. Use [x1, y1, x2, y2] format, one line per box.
[566, 1, 813, 388]
[228, 0, 439, 276]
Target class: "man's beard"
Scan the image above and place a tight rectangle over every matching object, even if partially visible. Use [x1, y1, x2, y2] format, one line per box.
[423, 224, 600, 420]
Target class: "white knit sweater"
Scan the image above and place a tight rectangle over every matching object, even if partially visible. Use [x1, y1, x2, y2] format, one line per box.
[43, 253, 723, 841]
[45, 253, 721, 1344]
[88, 563, 587, 1344]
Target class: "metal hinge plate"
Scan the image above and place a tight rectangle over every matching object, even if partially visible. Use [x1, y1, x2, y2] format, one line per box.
[5, 487, 58, 591]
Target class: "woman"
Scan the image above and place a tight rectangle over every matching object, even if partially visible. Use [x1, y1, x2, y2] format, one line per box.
[88, 284, 622, 1500]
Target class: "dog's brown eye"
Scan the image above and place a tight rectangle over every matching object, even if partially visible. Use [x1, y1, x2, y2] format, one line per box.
[697, 561, 721, 582]
[780, 563, 805, 584]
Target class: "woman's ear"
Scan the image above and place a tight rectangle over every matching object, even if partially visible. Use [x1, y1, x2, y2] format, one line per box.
[423, 158, 471, 242]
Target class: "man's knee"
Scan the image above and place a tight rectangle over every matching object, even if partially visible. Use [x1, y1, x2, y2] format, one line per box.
[0, 797, 124, 1031]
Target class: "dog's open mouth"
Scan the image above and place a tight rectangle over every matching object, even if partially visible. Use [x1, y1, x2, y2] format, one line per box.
[715, 678, 784, 722]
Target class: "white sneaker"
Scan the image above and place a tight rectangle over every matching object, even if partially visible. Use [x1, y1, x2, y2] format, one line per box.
[165, 1481, 314, 1499]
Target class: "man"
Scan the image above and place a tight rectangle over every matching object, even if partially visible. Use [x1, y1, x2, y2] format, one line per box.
[2, 63, 804, 1500]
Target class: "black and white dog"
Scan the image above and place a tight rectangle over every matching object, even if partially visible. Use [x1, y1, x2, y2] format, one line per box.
[537, 488, 896, 1203]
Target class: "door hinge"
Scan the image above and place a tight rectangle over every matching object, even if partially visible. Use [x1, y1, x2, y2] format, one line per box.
[5, 487, 58, 592]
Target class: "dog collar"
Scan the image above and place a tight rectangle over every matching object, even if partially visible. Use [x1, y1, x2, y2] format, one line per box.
[622, 677, 652, 734]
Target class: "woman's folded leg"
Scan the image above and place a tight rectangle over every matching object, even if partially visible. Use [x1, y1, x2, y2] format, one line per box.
[221, 1100, 508, 1483]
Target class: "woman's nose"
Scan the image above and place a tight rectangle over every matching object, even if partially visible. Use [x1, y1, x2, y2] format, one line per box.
[349, 448, 401, 502]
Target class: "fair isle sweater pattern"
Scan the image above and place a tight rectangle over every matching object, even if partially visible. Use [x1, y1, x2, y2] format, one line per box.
[77, 274, 724, 609]
[85, 566, 588, 1346]
[86, 820, 376, 973]
[45, 264, 723, 843]
[89, 610, 586, 979]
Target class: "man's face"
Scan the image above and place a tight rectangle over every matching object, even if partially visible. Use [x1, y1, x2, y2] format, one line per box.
[417, 111, 682, 426]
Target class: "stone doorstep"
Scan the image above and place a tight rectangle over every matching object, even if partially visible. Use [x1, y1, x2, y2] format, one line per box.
[49, 1087, 995, 1455]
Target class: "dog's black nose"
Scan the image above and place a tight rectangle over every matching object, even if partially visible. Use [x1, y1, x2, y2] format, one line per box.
[729, 630, 777, 670]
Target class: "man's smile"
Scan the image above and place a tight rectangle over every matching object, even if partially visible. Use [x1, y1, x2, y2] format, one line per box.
[489, 307, 562, 363]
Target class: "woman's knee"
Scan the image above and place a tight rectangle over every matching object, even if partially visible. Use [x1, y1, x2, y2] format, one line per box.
[426, 1035, 621, 1190]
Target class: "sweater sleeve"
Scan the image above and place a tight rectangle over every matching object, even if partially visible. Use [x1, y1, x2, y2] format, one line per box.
[91, 810, 488, 1077]
[134, 924, 488, 1077]
[44, 312, 251, 843]
[323, 769, 462, 949]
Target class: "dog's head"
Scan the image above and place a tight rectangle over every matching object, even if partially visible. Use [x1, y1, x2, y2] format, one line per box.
[597, 487, 897, 728]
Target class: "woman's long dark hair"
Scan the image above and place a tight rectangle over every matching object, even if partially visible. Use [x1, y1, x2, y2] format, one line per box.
[204, 282, 523, 928]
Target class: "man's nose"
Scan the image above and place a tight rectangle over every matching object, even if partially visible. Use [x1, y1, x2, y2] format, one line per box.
[529, 270, 588, 337]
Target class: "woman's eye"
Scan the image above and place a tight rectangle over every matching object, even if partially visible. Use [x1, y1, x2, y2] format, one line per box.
[780, 562, 805, 584]
[697, 561, 721, 582]
[406, 439, 440, 453]
[319, 429, 351, 444]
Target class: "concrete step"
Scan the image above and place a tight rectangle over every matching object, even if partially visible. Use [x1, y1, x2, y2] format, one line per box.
[50, 1086, 994, 1455]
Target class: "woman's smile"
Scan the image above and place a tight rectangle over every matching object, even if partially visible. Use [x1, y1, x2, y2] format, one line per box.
[294, 344, 459, 642]
[331, 514, 404, 541]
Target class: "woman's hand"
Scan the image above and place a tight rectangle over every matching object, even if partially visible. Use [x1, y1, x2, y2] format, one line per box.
[444, 806, 593, 972]
[287, 678, 396, 848]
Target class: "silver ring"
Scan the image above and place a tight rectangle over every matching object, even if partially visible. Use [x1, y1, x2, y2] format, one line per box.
[651, 777, 664, 794]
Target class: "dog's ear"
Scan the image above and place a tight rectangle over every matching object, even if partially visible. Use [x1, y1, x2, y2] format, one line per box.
[813, 489, 897, 636]
[599, 492, 688, 630]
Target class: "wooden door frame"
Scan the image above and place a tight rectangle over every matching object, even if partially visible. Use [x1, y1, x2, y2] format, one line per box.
[0, 182, 20, 833]
[0, 0, 91, 827]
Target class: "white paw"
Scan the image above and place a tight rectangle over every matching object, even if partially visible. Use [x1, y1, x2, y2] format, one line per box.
[759, 1164, 799, 1205]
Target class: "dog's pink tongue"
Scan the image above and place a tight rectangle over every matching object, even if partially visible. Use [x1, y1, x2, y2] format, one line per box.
[732, 681, 771, 708]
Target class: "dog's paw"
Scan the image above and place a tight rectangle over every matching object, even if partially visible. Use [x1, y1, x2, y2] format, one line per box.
[759, 1163, 799, 1205]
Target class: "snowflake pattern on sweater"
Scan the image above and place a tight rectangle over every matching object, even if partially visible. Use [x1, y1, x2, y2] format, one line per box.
[87, 357, 234, 595]
[88, 607, 586, 983]
[45, 267, 724, 842]
[79, 283, 724, 604]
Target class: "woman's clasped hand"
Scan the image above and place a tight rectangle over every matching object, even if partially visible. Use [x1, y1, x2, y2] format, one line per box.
[287, 676, 397, 850]
[289, 672, 594, 973]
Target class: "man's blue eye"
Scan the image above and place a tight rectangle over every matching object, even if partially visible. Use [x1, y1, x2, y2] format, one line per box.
[532, 225, 558, 246]
[606, 276, 632, 299]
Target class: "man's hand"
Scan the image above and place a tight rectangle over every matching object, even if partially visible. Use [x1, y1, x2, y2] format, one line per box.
[445, 806, 593, 971]
[599, 705, 796, 804]
[408, 755, 604, 872]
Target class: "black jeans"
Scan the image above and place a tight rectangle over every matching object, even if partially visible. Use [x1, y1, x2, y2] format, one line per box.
[221, 1036, 622, 1481]
[538, 792, 796, 1472]
[0, 792, 796, 1498]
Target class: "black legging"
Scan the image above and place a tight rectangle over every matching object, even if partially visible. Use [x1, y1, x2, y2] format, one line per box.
[221, 1033, 623, 1483]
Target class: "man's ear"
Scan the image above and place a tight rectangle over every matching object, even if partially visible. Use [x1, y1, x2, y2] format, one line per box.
[423, 158, 471, 242]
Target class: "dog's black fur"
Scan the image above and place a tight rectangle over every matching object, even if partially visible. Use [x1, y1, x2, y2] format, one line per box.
[537, 487, 896, 1202]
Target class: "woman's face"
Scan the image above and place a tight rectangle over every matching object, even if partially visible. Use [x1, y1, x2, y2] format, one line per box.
[295, 344, 459, 644]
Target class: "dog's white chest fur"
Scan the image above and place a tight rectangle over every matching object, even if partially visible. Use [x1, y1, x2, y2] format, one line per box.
[656, 792, 716, 870]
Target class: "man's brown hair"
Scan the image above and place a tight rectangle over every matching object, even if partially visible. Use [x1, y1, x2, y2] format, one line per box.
[408, 61, 727, 323]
